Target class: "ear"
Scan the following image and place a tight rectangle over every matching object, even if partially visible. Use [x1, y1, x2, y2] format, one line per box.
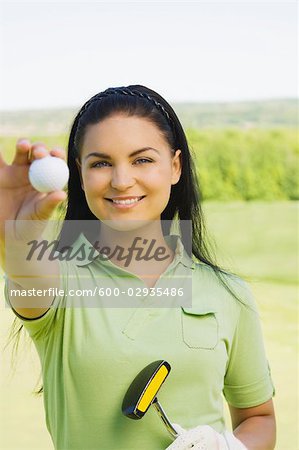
[171, 149, 182, 185]
[75, 158, 85, 191]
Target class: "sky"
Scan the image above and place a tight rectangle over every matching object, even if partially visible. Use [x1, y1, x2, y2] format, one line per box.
[0, 1, 297, 110]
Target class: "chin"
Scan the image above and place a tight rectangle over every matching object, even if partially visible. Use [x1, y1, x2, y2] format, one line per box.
[100, 218, 154, 233]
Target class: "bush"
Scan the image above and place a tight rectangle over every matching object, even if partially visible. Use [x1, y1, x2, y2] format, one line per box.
[187, 128, 298, 201]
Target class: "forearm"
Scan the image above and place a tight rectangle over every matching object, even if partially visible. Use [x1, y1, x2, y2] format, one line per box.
[4, 239, 59, 290]
[233, 415, 276, 450]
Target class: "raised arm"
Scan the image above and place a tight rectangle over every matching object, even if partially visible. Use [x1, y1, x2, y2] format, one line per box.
[0, 139, 66, 318]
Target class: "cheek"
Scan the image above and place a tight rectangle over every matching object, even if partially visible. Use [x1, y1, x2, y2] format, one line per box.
[146, 164, 173, 186]
[147, 169, 172, 207]
[82, 171, 107, 193]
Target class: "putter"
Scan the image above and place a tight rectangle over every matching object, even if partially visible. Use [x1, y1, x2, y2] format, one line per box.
[121, 360, 179, 439]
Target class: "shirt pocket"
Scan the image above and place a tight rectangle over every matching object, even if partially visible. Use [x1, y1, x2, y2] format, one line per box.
[181, 307, 219, 350]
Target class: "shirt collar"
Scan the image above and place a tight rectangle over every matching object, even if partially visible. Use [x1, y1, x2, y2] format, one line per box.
[164, 234, 195, 269]
[68, 233, 194, 269]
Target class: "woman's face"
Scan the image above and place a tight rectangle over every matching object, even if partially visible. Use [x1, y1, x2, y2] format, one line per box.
[78, 114, 181, 226]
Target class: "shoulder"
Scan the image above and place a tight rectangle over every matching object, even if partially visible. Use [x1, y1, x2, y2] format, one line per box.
[191, 262, 257, 312]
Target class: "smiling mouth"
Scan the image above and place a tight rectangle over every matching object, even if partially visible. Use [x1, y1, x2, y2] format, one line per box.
[105, 196, 146, 205]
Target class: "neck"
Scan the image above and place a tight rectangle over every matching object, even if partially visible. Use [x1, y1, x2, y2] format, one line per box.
[95, 221, 174, 272]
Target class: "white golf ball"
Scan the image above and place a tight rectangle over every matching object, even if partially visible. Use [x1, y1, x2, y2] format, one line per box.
[29, 156, 69, 193]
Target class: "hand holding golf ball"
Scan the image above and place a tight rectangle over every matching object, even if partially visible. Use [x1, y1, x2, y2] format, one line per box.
[29, 153, 69, 193]
[0, 139, 68, 246]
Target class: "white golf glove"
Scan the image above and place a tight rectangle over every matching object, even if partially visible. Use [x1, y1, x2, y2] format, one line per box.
[165, 424, 247, 450]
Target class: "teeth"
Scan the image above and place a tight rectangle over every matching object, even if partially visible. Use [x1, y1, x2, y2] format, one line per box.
[112, 197, 142, 205]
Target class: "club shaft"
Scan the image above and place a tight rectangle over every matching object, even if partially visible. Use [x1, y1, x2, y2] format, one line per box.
[152, 398, 178, 439]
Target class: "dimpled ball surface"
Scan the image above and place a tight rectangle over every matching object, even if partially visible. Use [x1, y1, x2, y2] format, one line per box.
[29, 156, 69, 193]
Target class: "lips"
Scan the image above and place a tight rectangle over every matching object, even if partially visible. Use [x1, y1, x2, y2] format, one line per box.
[105, 195, 145, 205]
[104, 195, 146, 210]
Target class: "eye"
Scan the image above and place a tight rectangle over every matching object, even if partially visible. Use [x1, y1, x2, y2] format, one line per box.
[91, 161, 111, 168]
[90, 158, 153, 168]
[134, 158, 153, 165]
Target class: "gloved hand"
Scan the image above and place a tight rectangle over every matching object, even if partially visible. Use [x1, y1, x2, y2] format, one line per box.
[165, 424, 247, 450]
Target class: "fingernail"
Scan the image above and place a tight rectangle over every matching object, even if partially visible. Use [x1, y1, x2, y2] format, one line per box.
[18, 138, 29, 146]
[34, 147, 48, 153]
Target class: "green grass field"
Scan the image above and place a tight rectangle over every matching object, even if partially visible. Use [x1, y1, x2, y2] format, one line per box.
[202, 201, 298, 450]
[0, 201, 298, 449]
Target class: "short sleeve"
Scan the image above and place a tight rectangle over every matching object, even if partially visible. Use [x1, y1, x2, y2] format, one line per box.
[3, 259, 68, 340]
[223, 279, 275, 408]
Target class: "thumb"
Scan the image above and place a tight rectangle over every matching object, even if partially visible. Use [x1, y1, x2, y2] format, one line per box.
[34, 191, 67, 220]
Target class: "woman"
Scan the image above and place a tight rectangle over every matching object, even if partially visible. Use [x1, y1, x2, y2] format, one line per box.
[1, 85, 276, 449]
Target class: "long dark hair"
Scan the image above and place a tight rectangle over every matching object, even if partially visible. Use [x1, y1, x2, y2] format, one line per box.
[6, 84, 246, 396]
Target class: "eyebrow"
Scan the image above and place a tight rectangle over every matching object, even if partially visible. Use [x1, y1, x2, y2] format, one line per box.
[84, 147, 159, 161]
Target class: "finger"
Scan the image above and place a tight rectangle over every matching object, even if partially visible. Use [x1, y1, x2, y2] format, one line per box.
[49, 147, 67, 161]
[31, 141, 47, 151]
[34, 191, 67, 220]
[29, 142, 50, 162]
[12, 138, 32, 166]
[31, 146, 49, 160]
[0, 151, 7, 168]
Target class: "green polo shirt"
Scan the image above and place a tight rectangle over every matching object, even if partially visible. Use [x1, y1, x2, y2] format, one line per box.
[5, 234, 275, 450]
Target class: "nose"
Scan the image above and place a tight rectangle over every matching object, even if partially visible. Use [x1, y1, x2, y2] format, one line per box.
[110, 164, 135, 190]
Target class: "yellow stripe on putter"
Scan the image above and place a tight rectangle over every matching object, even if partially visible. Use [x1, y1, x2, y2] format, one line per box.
[138, 365, 168, 412]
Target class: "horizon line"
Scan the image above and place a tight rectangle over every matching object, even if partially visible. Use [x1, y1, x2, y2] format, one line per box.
[0, 97, 297, 113]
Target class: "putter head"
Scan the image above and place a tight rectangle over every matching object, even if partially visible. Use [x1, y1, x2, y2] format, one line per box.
[122, 360, 171, 420]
